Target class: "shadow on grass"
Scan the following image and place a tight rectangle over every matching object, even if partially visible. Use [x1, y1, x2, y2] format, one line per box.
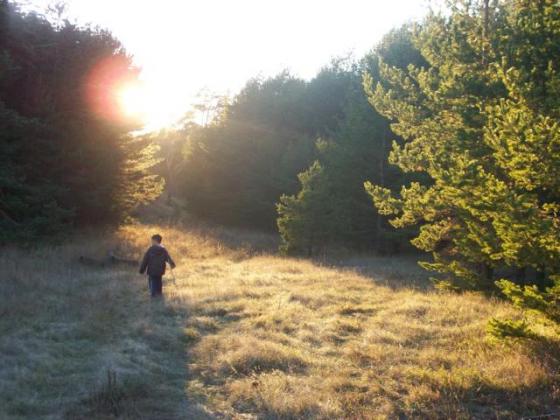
[406, 335, 560, 419]
[134, 290, 217, 419]
[526, 335, 560, 387]
[415, 374, 560, 419]
[311, 253, 433, 292]
[63, 270, 215, 419]
[165, 220, 432, 292]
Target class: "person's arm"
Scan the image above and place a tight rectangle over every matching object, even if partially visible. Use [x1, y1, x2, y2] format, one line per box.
[139, 250, 149, 274]
[166, 249, 176, 269]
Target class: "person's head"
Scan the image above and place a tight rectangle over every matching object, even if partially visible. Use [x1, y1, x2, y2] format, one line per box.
[151, 234, 163, 246]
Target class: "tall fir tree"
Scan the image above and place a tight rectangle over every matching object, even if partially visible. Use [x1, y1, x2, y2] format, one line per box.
[0, 1, 163, 241]
[366, 0, 560, 334]
[365, 0, 507, 289]
[277, 26, 426, 254]
[484, 0, 560, 335]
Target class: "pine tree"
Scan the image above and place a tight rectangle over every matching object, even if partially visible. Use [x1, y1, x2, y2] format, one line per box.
[0, 101, 72, 240]
[277, 26, 425, 254]
[179, 70, 345, 229]
[365, 0, 506, 290]
[483, 0, 560, 336]
[0, 1, 163, 241]
[364, 0, 560, 334]
[277, 161, 332, 255]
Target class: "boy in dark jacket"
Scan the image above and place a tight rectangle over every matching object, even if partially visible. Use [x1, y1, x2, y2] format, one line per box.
[139, 234, 176, 297]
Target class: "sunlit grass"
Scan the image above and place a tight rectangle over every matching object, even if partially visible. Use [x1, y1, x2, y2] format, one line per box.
[1, 224, 558, 418]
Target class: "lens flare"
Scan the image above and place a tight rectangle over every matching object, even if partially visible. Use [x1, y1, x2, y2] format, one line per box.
[85, 55, 139, 124]
[118, 83, 147, 117]
[86, 56, 188, 130]
[117, 80, 188, 130]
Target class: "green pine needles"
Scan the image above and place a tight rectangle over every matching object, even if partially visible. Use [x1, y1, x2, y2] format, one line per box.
[364, 0, 560, 337]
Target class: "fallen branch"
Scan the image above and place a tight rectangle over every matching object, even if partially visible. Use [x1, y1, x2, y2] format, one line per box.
[78, 251, 138, 269]
[108, 251, 138, 267]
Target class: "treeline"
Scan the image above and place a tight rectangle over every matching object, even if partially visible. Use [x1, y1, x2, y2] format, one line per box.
[3, 0, 559, 334]
[168, 0, 560, 336]
[173, 26, 426, 254]
[0, 1, 162, 241]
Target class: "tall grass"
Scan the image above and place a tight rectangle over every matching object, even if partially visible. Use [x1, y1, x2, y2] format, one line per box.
[0, 226, 207, 419]
[1, 223, 559, 418]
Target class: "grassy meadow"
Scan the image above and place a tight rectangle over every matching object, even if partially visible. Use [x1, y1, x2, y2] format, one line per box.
[1, 224, 559, 419]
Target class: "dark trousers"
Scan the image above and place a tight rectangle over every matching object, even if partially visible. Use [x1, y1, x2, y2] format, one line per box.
[148, 275, 163, 297]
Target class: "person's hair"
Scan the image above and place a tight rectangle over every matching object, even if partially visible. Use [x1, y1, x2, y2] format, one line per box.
[151, 234, 162, 244]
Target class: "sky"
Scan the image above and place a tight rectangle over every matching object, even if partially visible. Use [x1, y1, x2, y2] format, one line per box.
[28, 0, 436, 129]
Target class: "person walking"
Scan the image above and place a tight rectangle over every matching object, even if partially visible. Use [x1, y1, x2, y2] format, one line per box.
[139, 234, 176, 297]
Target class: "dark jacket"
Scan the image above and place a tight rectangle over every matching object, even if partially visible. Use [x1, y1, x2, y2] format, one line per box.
[139, 245, 176, 276]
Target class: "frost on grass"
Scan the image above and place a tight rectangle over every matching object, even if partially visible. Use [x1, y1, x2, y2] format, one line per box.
[1, 224, 559, 418]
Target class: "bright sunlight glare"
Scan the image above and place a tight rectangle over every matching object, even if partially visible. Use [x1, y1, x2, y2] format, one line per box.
[117, 81, 188, 130]
[27, 0, 438, 130]
[118, 84, 145, 117]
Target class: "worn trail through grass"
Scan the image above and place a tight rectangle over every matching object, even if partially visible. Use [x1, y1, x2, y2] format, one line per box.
[1, 224, 559, 419]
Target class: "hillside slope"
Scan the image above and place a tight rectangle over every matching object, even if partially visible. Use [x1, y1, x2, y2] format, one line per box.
[1, 224, 558, 419]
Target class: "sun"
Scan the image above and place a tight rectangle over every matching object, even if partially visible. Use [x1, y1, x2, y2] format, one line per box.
[118, 83, 146, 117]
[117, 81, 188, 131]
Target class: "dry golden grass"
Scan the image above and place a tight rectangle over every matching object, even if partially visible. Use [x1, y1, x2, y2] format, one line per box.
[1, 223, 559, 419]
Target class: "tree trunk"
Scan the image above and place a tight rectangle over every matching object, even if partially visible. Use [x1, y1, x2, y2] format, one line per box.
[375, 125, 388, 253]
[536, 265, 546, 290]
[515, 267, 526, 287]
[484, 263, 494, 286]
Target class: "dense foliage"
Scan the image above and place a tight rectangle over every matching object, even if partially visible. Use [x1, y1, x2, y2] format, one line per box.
[365, 0, 560, 335]
[0, 1, 162, 241]
[178, 67, 358, 230]
[278, 27, 427, 254]
[177, 29, 425, 254]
